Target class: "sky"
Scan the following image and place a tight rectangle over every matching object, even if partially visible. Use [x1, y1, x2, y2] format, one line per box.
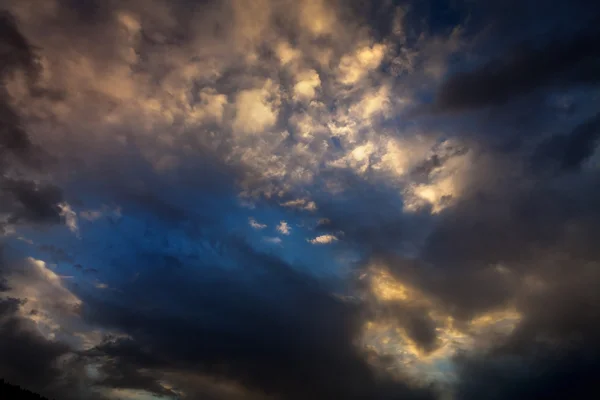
[0, 0, 599, 399]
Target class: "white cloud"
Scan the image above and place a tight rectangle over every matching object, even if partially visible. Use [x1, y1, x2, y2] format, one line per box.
[59, 202, 79, 236]
[308, 234, 338, 244]
[276, 221, 291, 235]
[281, 199, 317, 211]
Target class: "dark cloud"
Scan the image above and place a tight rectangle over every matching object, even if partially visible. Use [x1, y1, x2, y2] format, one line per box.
[532, 112, 600, 173]
[92, 354, 179, 398]
[0, 11, 37, 165]
[0, 11, 64, 232]
[0, 11, 39, 83]
[81, 241, 434, 400]
[378, 302, 440, 354]
[403, 167, 600, 322]
[400, 63, 600, 398]
[455, 266, 600, 400]
[311, 172, 429, 254]
[1, 179, 63, 226]
[0, 276, 9, 292]
[0, 296, 108, 400]
[456, 349, 600, 400]
[0, 297, 70, 394]
[0, 251, 108, 400]
[1, 1, 600, 399]
[435, 24, 600, 111]
[0, 98, 33, 164]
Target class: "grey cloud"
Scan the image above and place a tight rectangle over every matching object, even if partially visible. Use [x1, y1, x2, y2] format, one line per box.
[93, 354, 179, 398]
[378, 302, 440, 354]
[435, 25, 600, 111]
[0, 296, 70, 396]
[455, 346, 600, 400]
[532, 112, 600, 173]
[81, 241, 435, 400]
[2, 1, 600, 399]
[454, 267, 600, 400]
[0, 11, 39, 83]
[0, 11, 38, 165]
[0, 250, 109, 400]
[1, 179, 63, 226]
[0, 296, 108, 400]
[0, 11, 65, 231]
[411, 170, 600, 318]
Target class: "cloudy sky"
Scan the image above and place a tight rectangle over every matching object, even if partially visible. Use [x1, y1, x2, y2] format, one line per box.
[1, 0, 599, 399]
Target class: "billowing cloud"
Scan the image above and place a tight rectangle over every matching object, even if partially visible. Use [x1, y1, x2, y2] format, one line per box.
[232, 80, 280, 135]
[293, 69, 321, 102]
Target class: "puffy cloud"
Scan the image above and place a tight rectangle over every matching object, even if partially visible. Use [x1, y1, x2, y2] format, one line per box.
[293, 69, 321, 102]
[337, 43, 387, 85]
[276, 220, 291, 235]
[297, 0, 338, 37]
[232, 80, 280, 135]
[308, 234, 338, 245]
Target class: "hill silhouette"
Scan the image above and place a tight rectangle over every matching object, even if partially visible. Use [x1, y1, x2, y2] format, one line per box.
[0, 379, 53, 400]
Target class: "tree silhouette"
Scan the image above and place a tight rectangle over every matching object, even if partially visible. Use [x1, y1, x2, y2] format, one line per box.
[0, 379, 54, 400]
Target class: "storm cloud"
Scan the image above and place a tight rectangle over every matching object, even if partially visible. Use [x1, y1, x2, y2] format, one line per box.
[0, 0, 599, 399]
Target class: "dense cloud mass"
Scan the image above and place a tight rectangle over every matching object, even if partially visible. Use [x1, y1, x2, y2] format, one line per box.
[1, 0, 599, 399]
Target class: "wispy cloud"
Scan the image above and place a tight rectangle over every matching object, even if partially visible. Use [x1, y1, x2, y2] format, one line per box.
[263, 237, 283, 245]
[249, 218, 267, 230]
[281, 199, 317, 211]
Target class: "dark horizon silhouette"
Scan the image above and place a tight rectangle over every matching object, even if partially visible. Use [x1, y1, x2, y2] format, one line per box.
[0, 379, 53, 400]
